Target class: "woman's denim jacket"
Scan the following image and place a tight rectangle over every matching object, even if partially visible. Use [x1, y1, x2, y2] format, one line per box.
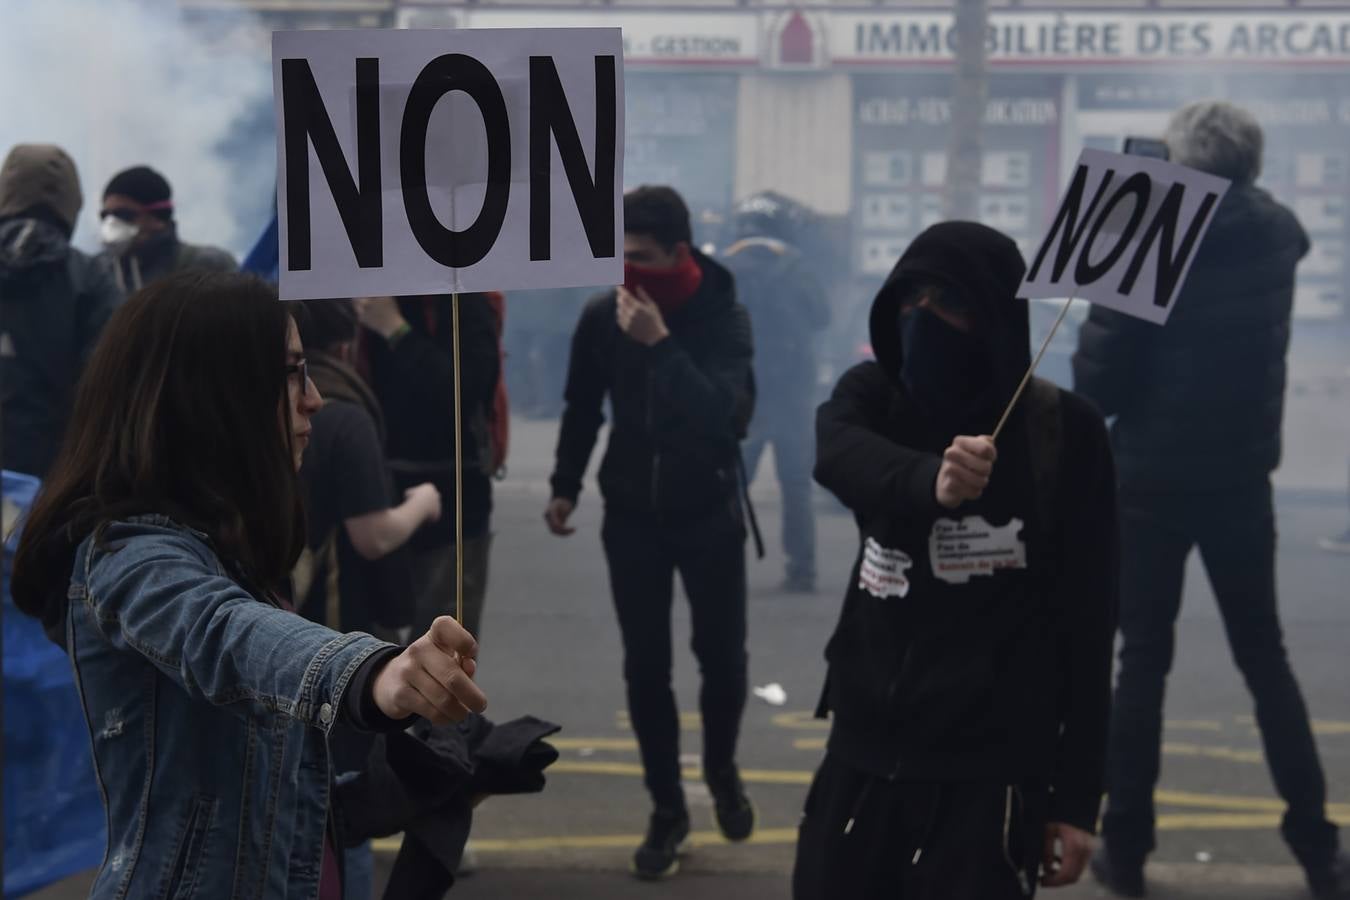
[65, 516, 394, 899]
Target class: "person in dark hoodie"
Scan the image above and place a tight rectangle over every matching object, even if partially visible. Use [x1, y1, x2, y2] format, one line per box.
[1075, 102, 1350, 900]
[294, 298, 441, 640]
[795, 221, 1117, 899]
[97, 165, 236, 294]
[723, 191, 830, 594]
[0, 144, 122, 478]
[545, 185, 756, 880]
[358, 292, 500, 641]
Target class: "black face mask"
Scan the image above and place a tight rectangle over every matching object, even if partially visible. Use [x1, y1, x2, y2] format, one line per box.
[898, 306, 992, 426]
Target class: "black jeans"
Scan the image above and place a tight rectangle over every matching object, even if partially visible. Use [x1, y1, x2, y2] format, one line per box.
[1103, 480, 1338, 866]
[794, 755, 1047, 900]
[743, 408, 817, 583]
[602, 505, 749, 811]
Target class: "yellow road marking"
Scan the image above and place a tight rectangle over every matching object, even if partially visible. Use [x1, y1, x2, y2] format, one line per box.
[616, 711, 703, 732]
[369, 811, 1350, 855]
[1235, 715, 1350, 737]
[792, 738, 827, 751]
[371, 828, 801, 854]
[549, 738, 641, 751]
[1164, 719, 1224, 732]
[771, 711, 829, 731]
[1161, 742, 1264, 765]
[550, 762, 1350, 818]
[550, 761, 814, 785]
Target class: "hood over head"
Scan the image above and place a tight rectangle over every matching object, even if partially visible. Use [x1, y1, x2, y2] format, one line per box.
[869, 221, 1030, 429]
[0, 144, 83, 236]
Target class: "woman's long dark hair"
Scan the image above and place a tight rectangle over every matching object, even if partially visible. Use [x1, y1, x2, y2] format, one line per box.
[11, 270, 307, 630]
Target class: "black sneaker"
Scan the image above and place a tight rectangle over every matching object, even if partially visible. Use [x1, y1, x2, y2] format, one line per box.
[632, 808, 690, 880]
[1307, 851, 1350, 900]
[781, 574, 816, 595]
[1090, 846, 1146, 898]
[707, 766, 756, 842]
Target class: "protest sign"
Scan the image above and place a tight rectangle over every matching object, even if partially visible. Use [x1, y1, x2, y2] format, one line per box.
[993, 149, 1231, 438]
[273, 28, 624, 300]
[1020, 148, 1231, 325]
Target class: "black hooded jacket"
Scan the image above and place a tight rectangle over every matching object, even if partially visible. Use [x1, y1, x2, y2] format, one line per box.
[814, 222, 1118, 832]
[551, 250, 754, 520]
[0, 217, 121, 477]
[1072, 184, 1308, 492]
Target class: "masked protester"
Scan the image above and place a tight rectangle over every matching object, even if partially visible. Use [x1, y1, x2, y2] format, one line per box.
[545, 186, 756, 880]
[723, 191, 830, 594]
[10, 270, 486, 900]
[97, 165, 235, 293]
[794, 222, 1118, 900]
[0, 144, 122, 478]
[1075, 101, 1350, 900]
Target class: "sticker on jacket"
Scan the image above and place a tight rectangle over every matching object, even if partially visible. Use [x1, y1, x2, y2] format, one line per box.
[859, 537, 914, 599]
[929, 516, 1027, 585]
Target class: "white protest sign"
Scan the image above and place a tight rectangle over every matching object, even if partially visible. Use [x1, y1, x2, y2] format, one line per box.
[273, 28, 624, 300]
[1019, 148, 1231, 324]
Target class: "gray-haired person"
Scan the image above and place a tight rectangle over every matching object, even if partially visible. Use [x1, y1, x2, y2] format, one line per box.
[1074, 101, 1349, 899]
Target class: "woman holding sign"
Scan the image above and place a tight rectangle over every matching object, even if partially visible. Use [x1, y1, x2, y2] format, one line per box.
[10, 270, 486, 900]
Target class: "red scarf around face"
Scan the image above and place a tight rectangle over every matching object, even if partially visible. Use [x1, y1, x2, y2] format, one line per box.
[623, 255, 703, 315]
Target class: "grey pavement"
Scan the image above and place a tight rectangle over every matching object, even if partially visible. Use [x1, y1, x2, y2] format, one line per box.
[24, 323, 1350, 898]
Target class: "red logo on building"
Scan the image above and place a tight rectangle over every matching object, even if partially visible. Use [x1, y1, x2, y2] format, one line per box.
[766, 9, 828, 70]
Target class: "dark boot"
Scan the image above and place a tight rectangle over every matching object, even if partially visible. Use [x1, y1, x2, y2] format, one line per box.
[632, 807, 690, 880]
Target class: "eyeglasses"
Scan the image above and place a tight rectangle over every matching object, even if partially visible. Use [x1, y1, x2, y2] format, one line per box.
[284, 360, 309, 391]
[99, 208, 140, 224]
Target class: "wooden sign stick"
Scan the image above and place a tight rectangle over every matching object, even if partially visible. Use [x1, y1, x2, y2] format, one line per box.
[992, 294, 1076, 442]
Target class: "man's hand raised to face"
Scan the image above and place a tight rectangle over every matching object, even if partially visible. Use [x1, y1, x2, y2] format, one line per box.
[616, 286, 670, 348]
[935, 435, 997, 509]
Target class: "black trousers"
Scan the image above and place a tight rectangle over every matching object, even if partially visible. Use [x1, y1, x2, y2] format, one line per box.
[602, 505, 749, 811]
[743, 407, 817, 583]
[1102, 480, 1338, 866]
[794, 754, 1047, 900]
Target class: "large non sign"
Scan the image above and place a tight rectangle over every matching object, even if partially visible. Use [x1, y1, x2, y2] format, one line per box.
[273, 28, 625, 300]
[1019, 148, 1230, 324]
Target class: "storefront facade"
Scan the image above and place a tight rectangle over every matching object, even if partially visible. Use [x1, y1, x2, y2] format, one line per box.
[389, 4, 1350, 320]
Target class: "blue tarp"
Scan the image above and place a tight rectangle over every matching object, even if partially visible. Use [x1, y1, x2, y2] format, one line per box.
[3, 471, 105, 897]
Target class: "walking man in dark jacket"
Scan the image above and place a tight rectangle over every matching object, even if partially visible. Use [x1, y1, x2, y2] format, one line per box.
[795, 221, 1117, 899]
[723, 192, 829, 593]
[545, 186, 756, 880]
[1076, 101, 1350, 900]
[97, 165, 236, 294]
[0, 144, 122, 478]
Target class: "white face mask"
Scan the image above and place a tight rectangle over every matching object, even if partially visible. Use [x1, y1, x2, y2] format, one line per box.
[99, 216, 138, 252]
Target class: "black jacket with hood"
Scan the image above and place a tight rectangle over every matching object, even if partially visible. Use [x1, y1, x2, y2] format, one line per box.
[0, 216, 121, 478]
[814, 222, 1118, 832]
[551, 249, 754, 521]
[1072, 184, 1308, 493]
